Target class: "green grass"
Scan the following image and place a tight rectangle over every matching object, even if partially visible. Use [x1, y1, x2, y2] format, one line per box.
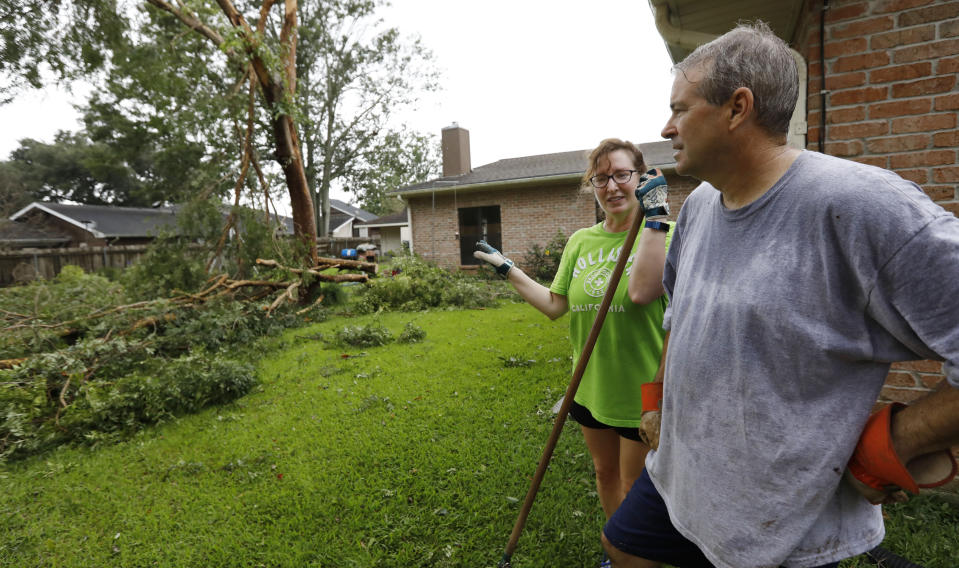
[1, 300, 957, 567]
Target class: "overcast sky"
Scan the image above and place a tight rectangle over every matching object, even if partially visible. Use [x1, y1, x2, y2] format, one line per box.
[0, 0, 676, 205]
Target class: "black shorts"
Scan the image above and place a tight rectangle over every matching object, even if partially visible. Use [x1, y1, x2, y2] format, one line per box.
[604, 469, 841, 568]
[568, 400, 643, 442]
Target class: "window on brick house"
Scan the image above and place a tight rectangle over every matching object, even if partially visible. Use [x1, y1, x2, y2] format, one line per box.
[458, 205, 501, 265]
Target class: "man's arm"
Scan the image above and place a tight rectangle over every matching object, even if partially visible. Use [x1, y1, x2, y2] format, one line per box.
[848, 384, 959, 504]
[892, 384, 959, 462]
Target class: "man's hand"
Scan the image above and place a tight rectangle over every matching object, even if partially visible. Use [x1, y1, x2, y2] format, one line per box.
[640, 410, 661, 450]
[846, 403, 958, 504]
[635, 168, 669, 221]
[474, 240, 514, 278]
[639, 382, 664, 450]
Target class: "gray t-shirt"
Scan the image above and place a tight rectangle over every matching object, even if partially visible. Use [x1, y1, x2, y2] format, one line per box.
[651, 150, 959, 568]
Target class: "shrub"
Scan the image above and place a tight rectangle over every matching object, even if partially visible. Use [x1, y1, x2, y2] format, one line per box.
[121, 197, 307, 300]
[351, 255, 497, 313]
[523, 230, 568, 283]
[334, 322, 393, 347]
[0, 266, 126, 359]
[120, 238, 208, 300]
[397, 321, 426, 343]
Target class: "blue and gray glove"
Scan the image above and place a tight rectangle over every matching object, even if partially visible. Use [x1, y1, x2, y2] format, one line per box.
[635, 168, 670, 221]
[474, 240, 514, 278]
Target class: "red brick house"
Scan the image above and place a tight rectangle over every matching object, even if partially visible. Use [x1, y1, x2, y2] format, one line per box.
[394, 124, 699, 270]
[648, 0, 958, 409]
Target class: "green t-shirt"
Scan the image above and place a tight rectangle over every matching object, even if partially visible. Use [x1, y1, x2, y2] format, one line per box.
[550, 222, 672, 427]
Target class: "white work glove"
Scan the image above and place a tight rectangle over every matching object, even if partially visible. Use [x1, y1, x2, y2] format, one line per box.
[473, 240, 514, 278]
[635, 168, 670, 221]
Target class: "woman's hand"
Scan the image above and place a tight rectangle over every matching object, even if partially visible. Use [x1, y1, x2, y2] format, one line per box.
[635, 168, 670, 221]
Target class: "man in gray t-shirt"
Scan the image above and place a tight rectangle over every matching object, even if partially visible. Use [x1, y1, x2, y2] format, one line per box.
[602, 22, 959, 568]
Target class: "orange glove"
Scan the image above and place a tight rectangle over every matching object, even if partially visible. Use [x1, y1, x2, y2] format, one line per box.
[847, 403, 958, 502]
[639, 382, 664, 449]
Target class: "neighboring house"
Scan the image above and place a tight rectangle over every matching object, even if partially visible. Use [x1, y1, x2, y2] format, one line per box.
[9, 202, 180, 247]
[0, 219, 69, 249]
[328, 199, 378, 238]
[7, 202, 299, 249]
[354, 208, 411, 255]
[393, 124, 700, 270]
[648, 1, 957, 407]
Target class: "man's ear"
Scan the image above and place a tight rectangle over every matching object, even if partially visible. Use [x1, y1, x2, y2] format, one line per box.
[726, 87, 754, 132]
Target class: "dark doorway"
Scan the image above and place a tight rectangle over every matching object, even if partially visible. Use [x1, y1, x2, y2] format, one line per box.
[458, 205, 501, 265]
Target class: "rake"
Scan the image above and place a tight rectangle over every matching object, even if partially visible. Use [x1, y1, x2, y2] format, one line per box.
[498, 207, 645, 568]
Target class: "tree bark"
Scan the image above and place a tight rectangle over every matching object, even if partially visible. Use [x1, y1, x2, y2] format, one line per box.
[148, 0, 319, 265]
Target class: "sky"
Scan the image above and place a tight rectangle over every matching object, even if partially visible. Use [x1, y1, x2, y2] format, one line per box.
[0, 0, 677, 206]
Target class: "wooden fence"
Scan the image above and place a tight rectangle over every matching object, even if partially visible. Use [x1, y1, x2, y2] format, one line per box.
[0, 236, 381, 286]
[0, 245, 149, 286]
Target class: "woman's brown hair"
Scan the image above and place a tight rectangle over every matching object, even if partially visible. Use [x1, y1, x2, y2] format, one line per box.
[582, 138, 647, 188]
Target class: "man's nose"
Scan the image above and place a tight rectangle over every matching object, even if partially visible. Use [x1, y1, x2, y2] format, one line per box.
[661, 121, 676, 139]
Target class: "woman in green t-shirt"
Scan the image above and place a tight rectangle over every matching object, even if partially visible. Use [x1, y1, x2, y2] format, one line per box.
[474, 138, 671, 524]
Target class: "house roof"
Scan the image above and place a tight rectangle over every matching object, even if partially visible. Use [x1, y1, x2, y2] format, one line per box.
[329, 212, 353, 232]
[356, 208, 408, 228]
[330, 199, 377, 222]
[10, 202, 179, 239]
[0, 220, 70, 247]
[394, 140, 677, 196]
[9, 202, 297, 240]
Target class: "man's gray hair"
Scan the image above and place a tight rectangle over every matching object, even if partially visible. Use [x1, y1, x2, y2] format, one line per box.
[676, 20, 798, 136]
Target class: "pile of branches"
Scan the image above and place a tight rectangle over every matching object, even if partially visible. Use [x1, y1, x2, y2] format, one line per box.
[0, 257, 376, 370]
[0, 257, 376, 460]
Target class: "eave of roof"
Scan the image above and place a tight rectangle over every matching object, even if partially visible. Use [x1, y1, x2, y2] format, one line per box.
[397, 172, 584, 198]
[649, 0, 804, 63]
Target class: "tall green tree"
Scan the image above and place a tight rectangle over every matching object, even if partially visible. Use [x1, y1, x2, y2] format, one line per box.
[296, 0, 439, 234]
[2, 0, 318, 261]
[0, 1, 125, 104]
[352, 130, 439, 216]
[1, 1, 439, 255]
[0, 161, 32, 217]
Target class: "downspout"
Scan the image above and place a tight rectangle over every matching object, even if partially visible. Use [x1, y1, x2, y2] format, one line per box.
[819, 0, 829, 153]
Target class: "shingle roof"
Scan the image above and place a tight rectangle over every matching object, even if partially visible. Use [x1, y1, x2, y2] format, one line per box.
[330, 199, 377, 222]
[10, 202, 297, 239]
[394, 140, 677, 195]
[356, 208, 408, 227]
[11, 202, 179, 238]
[329, 212, 354, 231]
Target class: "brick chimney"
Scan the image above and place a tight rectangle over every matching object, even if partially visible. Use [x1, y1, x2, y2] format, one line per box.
[441, 123, 471, 177]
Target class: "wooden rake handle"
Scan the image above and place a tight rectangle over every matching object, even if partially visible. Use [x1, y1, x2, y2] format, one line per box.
[500, 209, 646, 565]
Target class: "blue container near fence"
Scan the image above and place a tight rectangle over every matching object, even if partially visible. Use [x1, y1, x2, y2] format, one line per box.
[341, 248, 357, 259]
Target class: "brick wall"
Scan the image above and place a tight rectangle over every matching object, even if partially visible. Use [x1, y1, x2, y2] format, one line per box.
[408, 182, 596, 269]
[797, 0, 959, 403]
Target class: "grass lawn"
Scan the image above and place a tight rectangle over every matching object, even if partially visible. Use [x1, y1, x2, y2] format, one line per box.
[1, 300, 957, 567]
